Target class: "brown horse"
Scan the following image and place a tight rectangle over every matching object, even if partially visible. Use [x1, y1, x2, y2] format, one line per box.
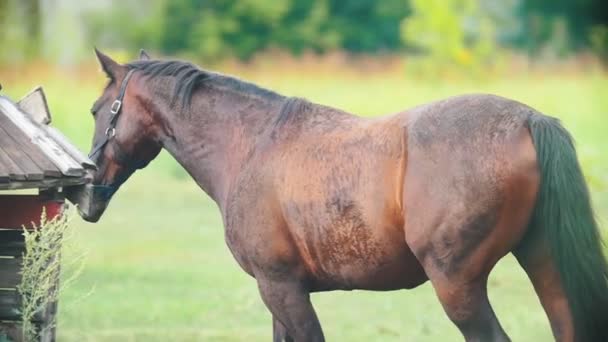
[76, 49, 608, 342]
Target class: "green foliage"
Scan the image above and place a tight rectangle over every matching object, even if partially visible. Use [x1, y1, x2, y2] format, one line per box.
[400, 0, 501, 77]
[86, 0, 409, 60]
[84, 0, 165, 54]
[522, 0, 608, 51]
[0, 0, 41, 63]
[589, 25, 608, 64]
[1, 0, 607, 63]
[324, 0, 410, 53]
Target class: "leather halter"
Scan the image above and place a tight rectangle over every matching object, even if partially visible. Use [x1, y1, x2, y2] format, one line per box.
[88, 69, 135, 161]
[87, 69, 136, 200]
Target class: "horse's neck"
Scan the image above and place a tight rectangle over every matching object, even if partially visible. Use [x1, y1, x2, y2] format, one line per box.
[159, 86, 284, 208]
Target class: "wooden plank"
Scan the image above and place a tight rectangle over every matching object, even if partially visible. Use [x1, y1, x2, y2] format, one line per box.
[44, 126, 95, 170]
[0, 286, 56, 323]
[0, 124, 44, 181]
[0, 257, 22, 288]
[0, 230, 25, 257]
[0, 289, 20, 321]
[64, 184, 92, 215]
[17, 86, 51, 125]
[0, 114, 60, 179]
[0, 196, 63, 229]
[0, 97, 83, 177]
[0, 320, 22, 342]
[0, 289, 43, 322]
[0, 177, 86, 191]
[0, 286, 49, 323]
[0, 154, 10, 182]
[0, 148, 26, 181]
[39, 300, 58, 342]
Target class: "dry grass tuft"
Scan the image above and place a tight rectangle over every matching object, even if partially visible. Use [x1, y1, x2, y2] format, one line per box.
[18, 207, 83, 341]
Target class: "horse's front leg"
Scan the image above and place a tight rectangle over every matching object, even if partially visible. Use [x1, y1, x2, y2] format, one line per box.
[273, 315, 293, 342]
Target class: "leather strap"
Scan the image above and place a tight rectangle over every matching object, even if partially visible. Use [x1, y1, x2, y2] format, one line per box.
[88, 69, 136, 197]
[88, 69, 136, 161]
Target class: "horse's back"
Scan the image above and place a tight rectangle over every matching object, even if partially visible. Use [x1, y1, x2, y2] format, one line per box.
[405, 93, 534, 147]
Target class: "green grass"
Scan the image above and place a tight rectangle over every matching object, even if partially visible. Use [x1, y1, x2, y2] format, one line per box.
[3, 65, 607, 341]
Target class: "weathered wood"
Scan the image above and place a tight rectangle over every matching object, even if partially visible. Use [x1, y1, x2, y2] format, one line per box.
[0, 177, 86, 191]
[0, 107, 61, 178]
[0, 289, 20, 321]
[0, 196, 63, 229]
[0, 114, 62, 177]
[64, 184, 93, 215]
[0, 156, 10, 182]
[43, 127, 96, 170]
[17, 87, 51, 125]
[0, 257, 22, 288]
[0, 289, 42, 322]
[0, 97, 83, 177]
[0, 320, 22, 342]
[37, 287, 58, 342]
[0, 230, 25, 257]
[0, 148, 26, 182]
[0, 321, 56, 342]
[0, 130, 44, 181]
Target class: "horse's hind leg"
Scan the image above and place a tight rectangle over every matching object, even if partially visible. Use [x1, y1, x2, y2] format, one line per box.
[273, 316, 294, 342]
[514, 238, 574, 341]
[429, 270, 508, 342]
[257, 278, 324, 342]
[406, 200, 534, 341]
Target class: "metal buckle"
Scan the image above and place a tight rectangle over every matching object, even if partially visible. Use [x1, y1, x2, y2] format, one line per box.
[110, 100, 122, 114]
[105, 127, 116, 138]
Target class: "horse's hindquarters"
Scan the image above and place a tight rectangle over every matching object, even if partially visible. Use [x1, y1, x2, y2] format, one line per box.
[401, 104, 540, 341]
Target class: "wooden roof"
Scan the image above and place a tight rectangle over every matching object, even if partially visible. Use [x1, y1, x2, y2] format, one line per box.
[0, 87, 94, 190]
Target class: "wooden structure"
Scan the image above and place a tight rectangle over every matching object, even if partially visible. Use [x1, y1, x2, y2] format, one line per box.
[0, 86, 93, 342]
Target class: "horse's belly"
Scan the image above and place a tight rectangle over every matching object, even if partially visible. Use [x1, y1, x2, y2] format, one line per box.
[304, 227, 428, 292]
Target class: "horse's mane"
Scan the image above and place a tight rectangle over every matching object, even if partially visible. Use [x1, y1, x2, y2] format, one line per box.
[126, 60, 281, 111]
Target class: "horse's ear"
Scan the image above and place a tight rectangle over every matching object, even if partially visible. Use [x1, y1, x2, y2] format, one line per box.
[139, 49, 150, 60]
[94, 48, 123, 79]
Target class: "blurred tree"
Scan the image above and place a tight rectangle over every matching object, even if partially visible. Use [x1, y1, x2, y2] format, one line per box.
[401, 0, 503, 76]
[0, 0, 42, 63]
[271, 0, 339, 54]
[23, 0, 42, 58]
[85, 0, 165, 55]
[522, 0, 608, 57]
[185, 0, 292, 59]
[325, 0, 410, 52]
[589, 25, 608, 64]
[0, 1, 7, 54]
[2, 0, 606, 64]
[86, 0, 411, 60]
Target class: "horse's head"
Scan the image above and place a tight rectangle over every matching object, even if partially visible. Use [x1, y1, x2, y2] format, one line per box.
[78, 49, 162, 222]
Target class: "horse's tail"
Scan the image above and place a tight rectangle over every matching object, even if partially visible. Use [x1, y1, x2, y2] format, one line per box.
[525, 113, 608, 341]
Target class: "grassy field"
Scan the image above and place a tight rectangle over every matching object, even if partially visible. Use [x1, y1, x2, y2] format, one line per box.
[2, 61, 607, 341]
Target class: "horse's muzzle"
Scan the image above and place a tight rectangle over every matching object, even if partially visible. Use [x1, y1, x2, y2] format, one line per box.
[66, 183, 114, 223]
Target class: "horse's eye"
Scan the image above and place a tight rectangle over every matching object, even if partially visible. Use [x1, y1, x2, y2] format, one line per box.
[90, 108, 97, 117]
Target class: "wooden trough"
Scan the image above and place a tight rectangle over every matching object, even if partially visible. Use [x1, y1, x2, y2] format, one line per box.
[0, 86, 93, 341]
